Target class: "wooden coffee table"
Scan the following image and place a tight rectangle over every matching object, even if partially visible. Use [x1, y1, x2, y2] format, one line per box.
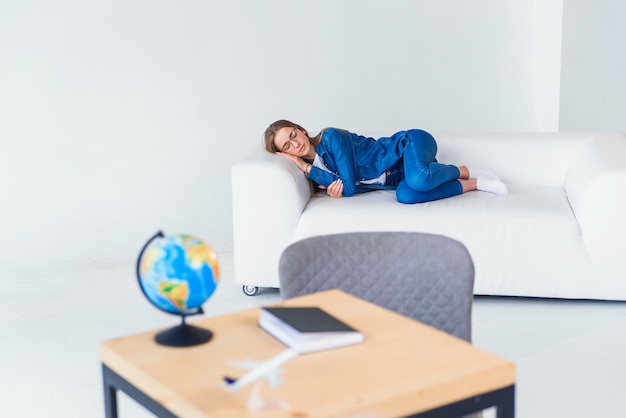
[101, 289, 515, 417]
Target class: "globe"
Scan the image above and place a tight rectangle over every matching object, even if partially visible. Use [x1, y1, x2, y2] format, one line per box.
[137, 231, 220, 346]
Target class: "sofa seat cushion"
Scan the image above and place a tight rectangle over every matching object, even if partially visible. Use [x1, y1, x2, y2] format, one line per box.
[293, 186, 599, 299]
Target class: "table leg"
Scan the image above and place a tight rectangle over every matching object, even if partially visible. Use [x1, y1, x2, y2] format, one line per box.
[101, 364, 178, 418]
[102, 365, 119, 418]
[495, 385, 515, 418]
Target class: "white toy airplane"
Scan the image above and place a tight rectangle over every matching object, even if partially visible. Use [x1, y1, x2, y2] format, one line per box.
[223, 349, 298, 392]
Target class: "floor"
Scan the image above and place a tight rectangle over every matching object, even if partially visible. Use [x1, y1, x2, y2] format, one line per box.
[3, 252, 626, 418]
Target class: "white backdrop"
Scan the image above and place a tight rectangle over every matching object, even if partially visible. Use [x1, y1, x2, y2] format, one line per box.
[1, 0, 624, 272]
[559, 0, 626, 131]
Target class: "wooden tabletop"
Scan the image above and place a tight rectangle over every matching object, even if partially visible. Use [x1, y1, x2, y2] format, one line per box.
[100, 289, 515, 418]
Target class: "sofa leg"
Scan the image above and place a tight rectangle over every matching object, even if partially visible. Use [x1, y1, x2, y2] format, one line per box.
[242, 285, 259, 296]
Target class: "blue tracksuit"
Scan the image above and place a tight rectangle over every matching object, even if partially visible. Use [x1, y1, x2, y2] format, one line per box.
[307, 128, 462, 204]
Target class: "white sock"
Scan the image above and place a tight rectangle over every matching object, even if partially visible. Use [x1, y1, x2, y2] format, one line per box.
[467, 166, 499, 180]
[477, 177, 508, 195]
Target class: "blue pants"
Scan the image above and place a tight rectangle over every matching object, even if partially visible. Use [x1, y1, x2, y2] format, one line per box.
[395, 130, 462, 204]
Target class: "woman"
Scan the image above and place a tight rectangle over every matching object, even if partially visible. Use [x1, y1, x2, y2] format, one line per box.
[263, 120, 507, 204]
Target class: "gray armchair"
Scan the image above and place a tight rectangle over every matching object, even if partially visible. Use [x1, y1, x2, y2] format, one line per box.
[278, 231, 475, 342]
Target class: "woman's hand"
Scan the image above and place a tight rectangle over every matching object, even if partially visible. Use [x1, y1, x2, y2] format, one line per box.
[319, 179, 343, 198]
[276, 152, 308, 173]
[277, 151, 342, 197]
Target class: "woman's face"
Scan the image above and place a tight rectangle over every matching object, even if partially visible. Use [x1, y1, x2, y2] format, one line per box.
[273, 126, 312, 157]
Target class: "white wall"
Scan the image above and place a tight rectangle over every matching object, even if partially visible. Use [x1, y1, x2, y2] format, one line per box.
[559, 0, 626, 132]
[531, 0, 563, 131]
[0, 1, 623, 272]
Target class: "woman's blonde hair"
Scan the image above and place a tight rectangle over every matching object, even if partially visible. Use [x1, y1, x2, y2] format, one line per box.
[263, 119, 323, 153]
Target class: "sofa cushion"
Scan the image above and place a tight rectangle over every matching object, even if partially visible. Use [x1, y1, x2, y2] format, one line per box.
[293, 186, 598, 298]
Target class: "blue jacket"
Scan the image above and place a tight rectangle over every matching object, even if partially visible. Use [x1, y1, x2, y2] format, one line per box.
[308, 128, 410, 196]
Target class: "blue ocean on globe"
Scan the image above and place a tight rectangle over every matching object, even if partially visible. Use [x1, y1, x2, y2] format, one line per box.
[137, 233, 220, 316]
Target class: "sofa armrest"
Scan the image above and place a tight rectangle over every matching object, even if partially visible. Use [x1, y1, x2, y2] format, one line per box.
[231, 146, 312, 287]
[565, 132, 626, 283]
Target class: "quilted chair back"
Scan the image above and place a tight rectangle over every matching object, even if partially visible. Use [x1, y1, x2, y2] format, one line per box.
[278, 231, 475, 342]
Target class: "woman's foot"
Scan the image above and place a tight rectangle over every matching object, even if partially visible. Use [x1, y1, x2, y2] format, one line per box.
[477, 177, 508, 195]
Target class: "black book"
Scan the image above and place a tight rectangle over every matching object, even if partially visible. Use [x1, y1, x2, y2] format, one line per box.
[259, 306, 364, 354]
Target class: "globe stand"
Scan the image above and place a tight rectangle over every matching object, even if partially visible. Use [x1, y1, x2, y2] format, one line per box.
[154, 315, 213, 347]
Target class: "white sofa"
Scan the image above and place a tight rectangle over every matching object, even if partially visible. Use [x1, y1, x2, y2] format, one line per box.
[232, 131, 626, 300]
